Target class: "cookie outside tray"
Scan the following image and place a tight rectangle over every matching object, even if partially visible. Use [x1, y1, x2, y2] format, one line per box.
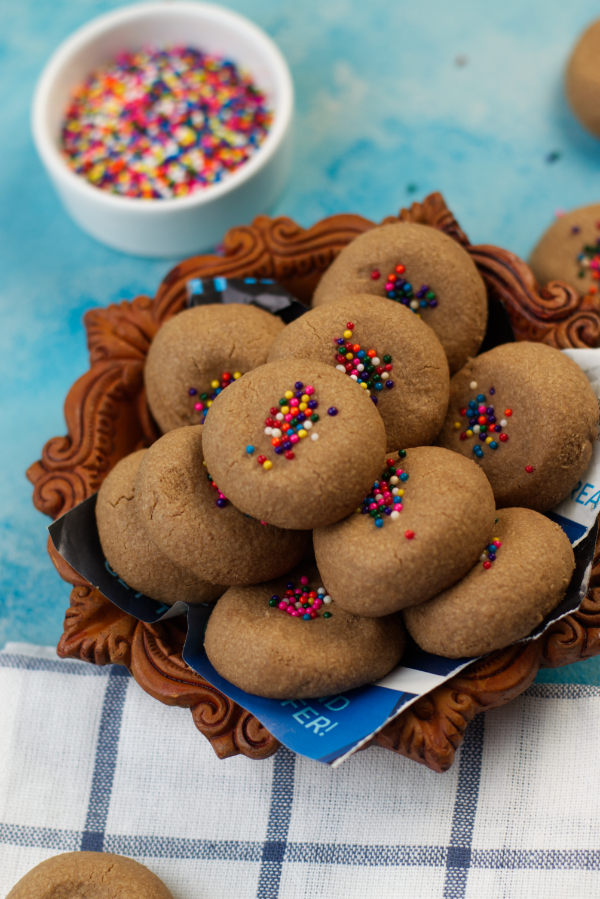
[566, 18, 600, 139]
[202, 359, 387, 530]
[403, 507, 576, 658]
[204, 562, 406, 699]
[266, 294, 449, 454]
[311, 221, 487, 374]
[436, 341, 599, 512]
[313, 445, 496, 617]
[6, 851, 173, 899]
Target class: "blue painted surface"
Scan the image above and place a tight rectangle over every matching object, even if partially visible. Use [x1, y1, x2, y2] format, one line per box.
[1, 0, 599, 683]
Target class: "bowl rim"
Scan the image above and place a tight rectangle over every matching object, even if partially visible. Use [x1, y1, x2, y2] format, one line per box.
[31, 0, 294, 216]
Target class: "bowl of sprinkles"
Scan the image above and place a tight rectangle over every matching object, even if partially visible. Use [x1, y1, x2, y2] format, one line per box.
[32, 1, 293, 257]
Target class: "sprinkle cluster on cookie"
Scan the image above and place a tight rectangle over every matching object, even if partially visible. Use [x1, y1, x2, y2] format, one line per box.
[576, 227, 600, 283]
[454, 382, 511, 458]
[268, 576, 333, 620]
[358, 452, 414, 536]
[189, 371, 242, 423]
[333, 322, 393, 403]
[481, 537, 502, 570]
[370, 263, 438, 314]
[245, 381, 336, 470]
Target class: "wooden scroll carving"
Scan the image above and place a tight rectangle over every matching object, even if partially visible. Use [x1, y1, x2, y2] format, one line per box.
[28, 192, 600, 771]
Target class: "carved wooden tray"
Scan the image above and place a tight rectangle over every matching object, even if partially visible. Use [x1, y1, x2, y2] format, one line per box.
[27, 192, 600, 772]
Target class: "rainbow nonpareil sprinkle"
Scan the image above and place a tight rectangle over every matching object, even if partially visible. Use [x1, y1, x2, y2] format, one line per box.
[456, 383, 510, 458]
[249, 382, 321, 470]
[268, 577, 333, 620]
[332, 322, 394, 402]
[359, 452, 409, 529]
[61, 46, 273, 199]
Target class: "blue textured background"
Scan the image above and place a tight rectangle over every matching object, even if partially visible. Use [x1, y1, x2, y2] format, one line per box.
[2, 0, 600, 683]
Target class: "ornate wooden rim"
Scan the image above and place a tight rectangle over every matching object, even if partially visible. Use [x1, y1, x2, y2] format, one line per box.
[28, 192, 600, 772]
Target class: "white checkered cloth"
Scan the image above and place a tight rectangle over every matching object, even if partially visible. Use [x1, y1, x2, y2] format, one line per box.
[1, 644, 600, 899]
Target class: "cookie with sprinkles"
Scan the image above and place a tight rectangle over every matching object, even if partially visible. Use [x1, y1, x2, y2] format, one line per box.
[313, 446, 495, 617]
[204, 563, 406, 699]
[311, 222, 487, 373]
[529, 202, 600, 295]
[267, 295, 449, 452]
[135, 425, 309, 586]
[403, 507, 575, 657]
[96, 449, 224, 605]
[145, 303, 284, 433]
[436, 342, 598, 512]
[202, 359, 387, 529]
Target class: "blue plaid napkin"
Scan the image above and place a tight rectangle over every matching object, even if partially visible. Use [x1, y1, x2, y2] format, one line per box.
[1, 644, 599, 898]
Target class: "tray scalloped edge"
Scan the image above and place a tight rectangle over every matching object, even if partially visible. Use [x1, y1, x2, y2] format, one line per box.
[29, 191, 600, 772]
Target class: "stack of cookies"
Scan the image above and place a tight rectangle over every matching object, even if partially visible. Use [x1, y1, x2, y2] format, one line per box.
[97, 223, 598, 699]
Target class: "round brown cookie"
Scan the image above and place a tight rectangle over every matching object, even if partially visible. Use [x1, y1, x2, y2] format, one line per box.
[6, 851, 173, 899]
[313, 445, 495, 617]
[204, 562, 406, 699]
[529, 203, 600, 294]
[566, 18, 600, 138]
[266, 295, 449, 453]
[145, 303, 285, 433]
[403, 507, 575, 658]
[436, 342, 598, 512]
[312, 222, 487, 373]
[202, 359, 387, 529]
[136, 424, 309, 585]
[96, 449, 223, 604]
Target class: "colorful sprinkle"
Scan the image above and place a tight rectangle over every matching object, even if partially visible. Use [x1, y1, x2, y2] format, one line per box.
[576, 234, 600, 282]
[373, 263, 438, 314]
[481, 538, 502, 570]
[203, 462, 228, 508]
[525, 465, 534, 473]
[256, 382, 326, 469]
[458, 386, 511, 459]
[359, 455, 408, 528]
[332, 323, 394, 400]
[268, 579, 333, 620]
[61, 46, 272, 199]
[189, 371, 238, 423]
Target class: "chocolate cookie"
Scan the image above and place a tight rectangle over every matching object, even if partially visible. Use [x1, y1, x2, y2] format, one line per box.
[202, 360, 387, 529]
[566, 18, 600, 138]
[436, 342, 598, 512]
[96, 449, 223, 604]
[135, 425, 309, 585]
[266, 295, 449, 453]
[204, 563, 405, 698]
[403, 507, 575, 657]
[313, 446, 495, 616]
[529, 203, 600, 295]
[312, 222, 487, 373]
[145, 303, 285, 433]
[6, 851, 173, 899]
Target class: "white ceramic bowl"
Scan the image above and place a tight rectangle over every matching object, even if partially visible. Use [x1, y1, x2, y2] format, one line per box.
[31, 1, 294, 257]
